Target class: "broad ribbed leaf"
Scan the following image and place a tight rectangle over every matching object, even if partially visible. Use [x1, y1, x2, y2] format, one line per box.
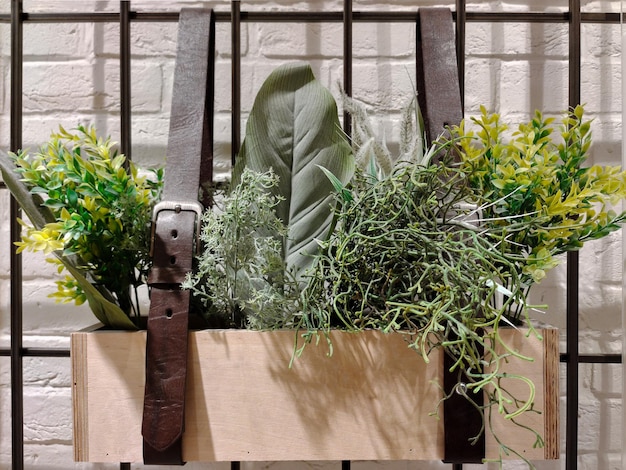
[233, 63, 354, 276]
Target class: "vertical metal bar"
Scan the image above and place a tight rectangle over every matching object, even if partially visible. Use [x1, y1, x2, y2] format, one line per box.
[10, 0, 24, 468]
[455, 0, 466, 111]
[119, 15, 132, 466]
[566, 1, 581, 469]
[231, 2, 241, 466]
[341, 1, 352, 460]
[341, 1, 352, 463]
[231, 0, 241, 165]
[342, 0, 352, 137]
[120, 0, 132, 159]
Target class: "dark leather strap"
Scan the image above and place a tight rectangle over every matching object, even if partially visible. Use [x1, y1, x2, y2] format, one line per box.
[142, 8, 215, 465]
[416, 7, 485, 464]
[442, 345, 486, 464]
[416, 8, 463, 147]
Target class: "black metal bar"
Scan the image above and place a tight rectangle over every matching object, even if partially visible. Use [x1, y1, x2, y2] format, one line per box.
[0, 10, 620, 25]
[342, 0, 352, 137]
[230, 5, 241, 469]
[1, 349, 69, 357]
[23, 348, 69, 357]
[231, 0, 241, 164]
[452, 0, 466, 452]
[120, 0, 132, 159]
[566, 2, 581, 468]
[118, 14, 132, 449]
[579, 354, 621, 364]
[10, 1, 24, 469]
[452, 3, 465, 467]
[342, 460, 350, 470]
[16, 348, 626, 362]
[561, 353, 622, 364]
[120, 463, 131, 470]
[455, 0, 466, 111]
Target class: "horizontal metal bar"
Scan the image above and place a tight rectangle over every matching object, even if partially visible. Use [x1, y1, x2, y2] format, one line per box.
[560, 353, 622, 364]
[0, 10, 620, 24]
[0, 348, 70, 358]
[0, 349, 621, 362]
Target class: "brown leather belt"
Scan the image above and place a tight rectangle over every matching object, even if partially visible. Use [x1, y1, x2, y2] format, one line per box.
[142, 8, 215, 465]
[416, 8, 486, 464]
[416, 8, 463, 145]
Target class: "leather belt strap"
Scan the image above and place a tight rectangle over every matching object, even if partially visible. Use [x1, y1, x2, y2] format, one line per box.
[442, 341, 486, 464]
[416, 8, 463, 146]
[142, 8, 215, 465]
[416, 8, 486, 464]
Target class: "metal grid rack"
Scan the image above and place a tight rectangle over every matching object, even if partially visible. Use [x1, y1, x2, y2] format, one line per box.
[0, 1, 622, 469]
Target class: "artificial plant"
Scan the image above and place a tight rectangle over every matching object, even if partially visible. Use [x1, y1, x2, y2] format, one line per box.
[296, 97, 626, 465]
[453, 105, 626, 286]
[184, 62, 354, 327]
[0, 125, 162, 328]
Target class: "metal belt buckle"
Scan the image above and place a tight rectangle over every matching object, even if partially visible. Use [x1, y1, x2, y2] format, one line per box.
[150, 200, 204, 256]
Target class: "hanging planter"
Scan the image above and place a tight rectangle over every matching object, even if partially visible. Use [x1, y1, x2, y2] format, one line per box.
[3, 7, 625, 468]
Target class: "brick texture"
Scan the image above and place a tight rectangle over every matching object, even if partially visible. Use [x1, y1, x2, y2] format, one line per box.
[0, 1, 622, 469]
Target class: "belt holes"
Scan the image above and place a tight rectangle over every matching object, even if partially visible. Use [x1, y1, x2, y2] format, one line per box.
[165, 308, 173, 319]
[170, 255, 176, 265]
[171, 229, 178, 239]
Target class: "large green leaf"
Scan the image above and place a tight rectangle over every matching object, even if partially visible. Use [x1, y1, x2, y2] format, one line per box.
[0, 150, 136, 330]
[233, 63, 354, 276]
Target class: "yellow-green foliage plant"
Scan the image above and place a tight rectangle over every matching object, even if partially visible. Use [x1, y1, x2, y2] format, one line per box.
[0, 126, 163, 328]
[453, 105, 626, 291]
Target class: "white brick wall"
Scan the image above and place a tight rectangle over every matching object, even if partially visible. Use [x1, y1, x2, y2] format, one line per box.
[0, 1, 622, 469]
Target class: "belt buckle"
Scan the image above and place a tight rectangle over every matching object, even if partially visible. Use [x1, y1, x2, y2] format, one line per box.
[150, 200, 204, 256]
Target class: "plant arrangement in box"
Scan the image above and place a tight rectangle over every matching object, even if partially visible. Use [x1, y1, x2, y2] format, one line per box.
[183, 64, 626, 464]
[3, 62, 626, 466]
[291, 96, 626, 464]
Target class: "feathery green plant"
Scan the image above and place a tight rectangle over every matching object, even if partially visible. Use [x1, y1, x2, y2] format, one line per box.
[182, 168, 301, 329]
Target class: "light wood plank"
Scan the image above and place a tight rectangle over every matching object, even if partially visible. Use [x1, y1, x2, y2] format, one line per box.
[72, 328, 558, 463]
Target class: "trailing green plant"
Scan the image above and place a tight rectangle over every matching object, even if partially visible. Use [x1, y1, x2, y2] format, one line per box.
[0, 125, 162, 328]
[299, 154, 545, 464]
[291, 99, 626, 468]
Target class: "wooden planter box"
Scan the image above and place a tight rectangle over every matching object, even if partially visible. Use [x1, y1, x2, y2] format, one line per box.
[72, 328, 559, 463]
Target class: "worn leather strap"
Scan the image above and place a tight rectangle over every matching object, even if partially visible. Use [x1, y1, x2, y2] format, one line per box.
[442, 344, 486, 464]
[416, 7, 485, 464]
[416, 8, 463, 147]
[142, 8, 215, 465]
